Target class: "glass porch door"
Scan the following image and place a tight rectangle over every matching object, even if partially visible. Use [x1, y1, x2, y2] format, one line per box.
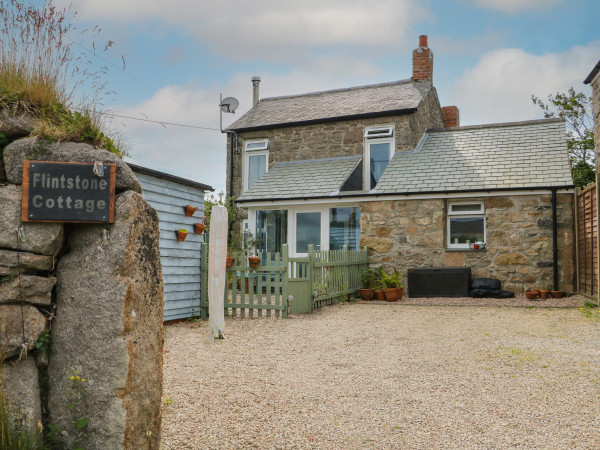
[293, 210, 324, 257]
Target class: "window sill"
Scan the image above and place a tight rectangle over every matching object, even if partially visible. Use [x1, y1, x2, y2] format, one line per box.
[445, 248, 487, 253]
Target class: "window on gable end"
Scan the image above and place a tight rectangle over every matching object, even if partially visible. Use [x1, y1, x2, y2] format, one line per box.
[244, 139, 269, 191]
[364, 125, 394, 189]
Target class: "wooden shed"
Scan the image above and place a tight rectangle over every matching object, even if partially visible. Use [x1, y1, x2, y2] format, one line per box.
[129, 163, 214, 321]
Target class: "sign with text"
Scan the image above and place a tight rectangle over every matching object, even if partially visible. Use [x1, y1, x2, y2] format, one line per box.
[21, 161, 116, 223]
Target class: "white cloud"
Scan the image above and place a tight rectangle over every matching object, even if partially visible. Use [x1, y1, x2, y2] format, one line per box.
[59, 0, 429, 62]
[446, 42, 600, 126]
[472, 0, 563, 14]
[110, 69, 367, 192]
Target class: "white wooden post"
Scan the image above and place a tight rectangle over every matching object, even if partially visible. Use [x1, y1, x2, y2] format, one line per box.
[208, 206, 227, 338]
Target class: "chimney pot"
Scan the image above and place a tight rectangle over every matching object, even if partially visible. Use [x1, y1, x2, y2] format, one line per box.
[441, 106, 460, 127]
[412, 35, 433, 82]
[252, 76, 261, 106]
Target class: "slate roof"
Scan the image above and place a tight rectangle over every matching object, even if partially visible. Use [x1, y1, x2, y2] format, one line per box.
[226, 79, 431, 132]
[237, 156, 362, 202]
[374, 118, 573, 194]
[236, 119, 573, 203]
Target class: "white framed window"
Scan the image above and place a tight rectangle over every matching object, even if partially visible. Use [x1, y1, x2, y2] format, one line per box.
[447, 201, 486, 249]
[364, 125, 394, 190]
[243, 139, 269, 191]
[244, 139, 269, 151]
[364, 126, 393, 138]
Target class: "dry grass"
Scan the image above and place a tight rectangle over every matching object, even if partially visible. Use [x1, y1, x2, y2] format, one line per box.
[0, 0, 123, 156]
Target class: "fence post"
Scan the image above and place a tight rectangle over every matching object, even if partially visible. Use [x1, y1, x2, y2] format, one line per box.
[200, 242, 208, 319]
[281, 244, 289, 318]
[308, 244, 315, 313]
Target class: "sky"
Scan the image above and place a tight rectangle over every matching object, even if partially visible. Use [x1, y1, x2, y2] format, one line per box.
[49, 0, 600, 194]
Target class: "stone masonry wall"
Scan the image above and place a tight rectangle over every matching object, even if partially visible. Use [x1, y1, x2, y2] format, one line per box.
[360, 194, 574, 294]
[0, 110, 164, 449]
[226, 87, 446, 200]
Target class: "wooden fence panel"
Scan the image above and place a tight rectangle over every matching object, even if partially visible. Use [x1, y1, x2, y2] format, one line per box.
[576, 183, 598, 300]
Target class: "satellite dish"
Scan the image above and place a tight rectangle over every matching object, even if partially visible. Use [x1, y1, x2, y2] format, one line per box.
[220, 97, 239, 114]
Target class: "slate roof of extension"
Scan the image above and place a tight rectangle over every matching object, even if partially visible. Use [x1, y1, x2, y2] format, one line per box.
[226, 79, 431, 131]
[237, 156, 362, 202]
[236, 118, 573, 203]
[374, 118, 573, 194]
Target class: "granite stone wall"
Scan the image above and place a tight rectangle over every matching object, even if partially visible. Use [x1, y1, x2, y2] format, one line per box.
[227, 87, 445, 200]
[0, 110, 164, 449]
[359, 194, 575, 294]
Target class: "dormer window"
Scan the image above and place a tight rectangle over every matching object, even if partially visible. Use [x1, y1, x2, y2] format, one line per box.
[244, 139, 269, 191]
[364, 125, 394, 189]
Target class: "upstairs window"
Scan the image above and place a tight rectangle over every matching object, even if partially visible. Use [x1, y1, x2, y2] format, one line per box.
[244, 139, 269, 151]
[364, 125, 394, 189]
[447, 201, 486, 249]
[244, 139, 269, 191]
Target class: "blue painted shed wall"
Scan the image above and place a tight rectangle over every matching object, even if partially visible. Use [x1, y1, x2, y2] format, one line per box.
[134, 172, 206, 321]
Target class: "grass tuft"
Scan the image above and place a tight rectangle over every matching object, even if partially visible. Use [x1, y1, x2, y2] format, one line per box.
[0, 0, 124, 157]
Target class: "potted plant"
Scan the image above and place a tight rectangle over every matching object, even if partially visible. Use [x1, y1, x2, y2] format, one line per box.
[538, 285, 551, 299]
[176, 229, 188, 242]
[380, 268, 403, 302]
[244, 232, 261, 268]
[184, 205, 198, 216]
[525, 289, 539, 300]
[359, 268, 379, 300]
[550, 289, 565, 298]
[194, 216, 206, 234]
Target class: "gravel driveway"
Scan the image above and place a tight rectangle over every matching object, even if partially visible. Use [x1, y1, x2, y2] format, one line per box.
[161, 299, 600, 449]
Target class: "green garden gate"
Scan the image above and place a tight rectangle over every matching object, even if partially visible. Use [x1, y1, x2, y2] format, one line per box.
[199, 243, 369, 317]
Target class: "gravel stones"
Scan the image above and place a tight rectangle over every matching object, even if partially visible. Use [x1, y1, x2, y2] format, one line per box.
[161, 300, 599, 448]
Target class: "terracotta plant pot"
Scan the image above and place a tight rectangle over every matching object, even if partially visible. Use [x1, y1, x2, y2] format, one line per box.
[397, 287, 404, 300]
[525, 290, 539, 300]
[550, 290, 565, 298]
[184, 205, 197, 216]
[226, 257, 234, 268]
[194, 223, 206, 234]
[248, 256, 260, 268]
[358, 288, 374, 301]
[175, 230, 188, 242]
[374, 290, 385, 301]
[384, 288, 400, 302]
[539, 289, 550, 299]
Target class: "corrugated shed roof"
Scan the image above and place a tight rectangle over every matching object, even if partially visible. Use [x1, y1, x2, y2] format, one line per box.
[374, 119, 573, 193]
[226, 79, 430, 131]
[237, 156, 362, 202]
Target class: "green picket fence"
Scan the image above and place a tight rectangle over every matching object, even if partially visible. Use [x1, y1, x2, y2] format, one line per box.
[199, 243, 369, 317]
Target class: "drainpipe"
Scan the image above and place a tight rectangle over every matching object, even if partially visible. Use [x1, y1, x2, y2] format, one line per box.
[229, 133, 234, 199]
[552, 187, 558, 291]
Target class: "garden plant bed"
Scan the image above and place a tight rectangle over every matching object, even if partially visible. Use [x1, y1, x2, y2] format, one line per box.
[161, 301, 599, 448]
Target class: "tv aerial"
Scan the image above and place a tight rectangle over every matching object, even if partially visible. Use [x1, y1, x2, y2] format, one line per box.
[219, 94, 239, 132]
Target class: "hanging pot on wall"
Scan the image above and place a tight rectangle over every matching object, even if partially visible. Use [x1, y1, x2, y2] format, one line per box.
[248, 256, 260, 268]
[176, 229, 188, 242]
[184, 205, 198, 216]
[194, 223, 206, 234]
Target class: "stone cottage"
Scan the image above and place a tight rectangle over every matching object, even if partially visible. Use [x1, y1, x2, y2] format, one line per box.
[224, 36, 576, 293]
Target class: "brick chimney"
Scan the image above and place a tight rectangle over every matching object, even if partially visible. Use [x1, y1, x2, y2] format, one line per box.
[441, 106, 460, 127]
[412, 35, 433, 82]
